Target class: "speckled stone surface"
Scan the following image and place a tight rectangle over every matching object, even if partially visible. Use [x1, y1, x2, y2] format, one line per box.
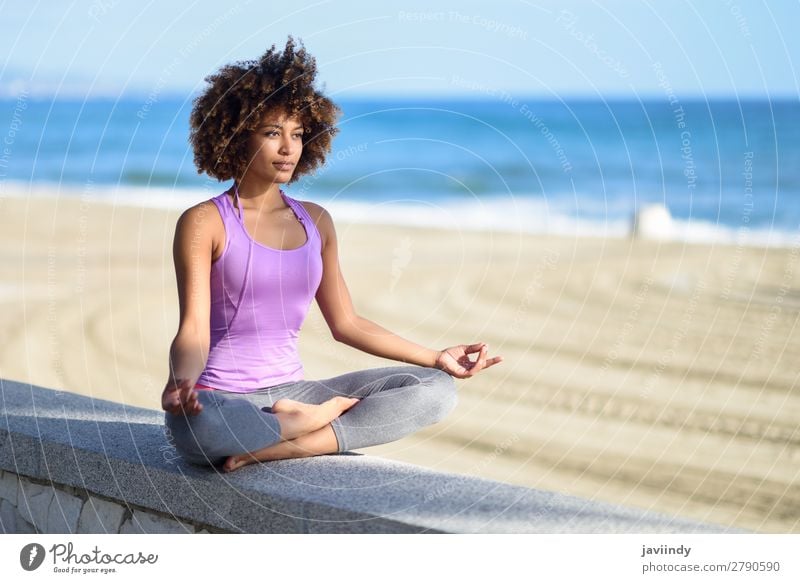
[0, 378, 746, 533]
[76, 494, 126, 533]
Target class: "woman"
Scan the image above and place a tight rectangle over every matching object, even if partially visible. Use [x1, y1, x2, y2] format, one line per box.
[162, 36, 502, 473]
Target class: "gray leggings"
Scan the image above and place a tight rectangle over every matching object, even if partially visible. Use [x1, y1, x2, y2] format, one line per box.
[164, 365, 457, 467]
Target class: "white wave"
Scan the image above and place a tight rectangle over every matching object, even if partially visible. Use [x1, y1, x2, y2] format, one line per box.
[320, 194, 799, 249]
[8, 181, 798, 249]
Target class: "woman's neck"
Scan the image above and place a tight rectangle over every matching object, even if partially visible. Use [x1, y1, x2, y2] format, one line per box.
[233, 178, 284, 212]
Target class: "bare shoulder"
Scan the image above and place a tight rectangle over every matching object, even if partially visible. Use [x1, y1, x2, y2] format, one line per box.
[178, 199, 218, 223]
[176, 199, 225, 261]
[297, 200, 334, 249]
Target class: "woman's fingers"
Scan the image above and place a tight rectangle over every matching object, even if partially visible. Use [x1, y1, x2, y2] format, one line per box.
[164, 379, 197, 415]
[470, 346, 504, 375]
[182, 391, 197, 409]
[441, 343, 502, 377]
[162, 378, 204, 415]
[170, 397, 200, 416]
[465, 342, 488, 356]
[472, 345, 488, 373]
[182, 387, 204, 415]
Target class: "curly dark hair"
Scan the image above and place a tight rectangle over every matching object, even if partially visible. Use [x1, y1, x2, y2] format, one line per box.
[189, 35, 341, 184]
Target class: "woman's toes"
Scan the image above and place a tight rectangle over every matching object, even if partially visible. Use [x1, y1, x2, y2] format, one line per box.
[223, 455, 245, 472]
[271, 398, 303, 414]
[335, 396, 360, 411]
[330, 397, 360, 412]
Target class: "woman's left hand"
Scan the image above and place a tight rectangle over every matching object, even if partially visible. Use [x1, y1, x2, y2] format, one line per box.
[434, 343, 503, 379]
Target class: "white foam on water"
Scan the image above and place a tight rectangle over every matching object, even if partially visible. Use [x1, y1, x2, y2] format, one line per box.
[7, 181, 798, 249]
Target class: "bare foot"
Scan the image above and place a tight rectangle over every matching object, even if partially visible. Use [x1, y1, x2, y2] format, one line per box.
[223, 454, 259, 473]
[272, 397, 359, 441]
[222, 396, 359, 472]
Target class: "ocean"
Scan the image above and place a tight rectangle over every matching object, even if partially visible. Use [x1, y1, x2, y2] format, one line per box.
[1, 94, 798, 246]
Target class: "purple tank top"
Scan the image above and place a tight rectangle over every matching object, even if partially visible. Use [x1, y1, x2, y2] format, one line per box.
[195, 188, 323, 393]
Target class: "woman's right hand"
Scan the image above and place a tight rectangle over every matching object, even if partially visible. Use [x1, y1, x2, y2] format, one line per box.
[162, 377, 203, 416]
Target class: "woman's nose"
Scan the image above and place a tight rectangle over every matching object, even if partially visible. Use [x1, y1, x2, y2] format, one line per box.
[279, 136, 295, 155]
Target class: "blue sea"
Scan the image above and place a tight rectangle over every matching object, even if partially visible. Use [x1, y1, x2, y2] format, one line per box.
[2, 94, 798, 246]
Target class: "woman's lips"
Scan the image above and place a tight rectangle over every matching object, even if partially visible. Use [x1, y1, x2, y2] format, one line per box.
[273, 162, 294, 170]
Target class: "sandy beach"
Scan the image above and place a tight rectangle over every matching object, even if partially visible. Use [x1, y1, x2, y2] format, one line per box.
[1, 183, 798, 534]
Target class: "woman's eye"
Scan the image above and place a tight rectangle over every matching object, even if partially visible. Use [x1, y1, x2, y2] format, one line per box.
[263, 132, 303, 138]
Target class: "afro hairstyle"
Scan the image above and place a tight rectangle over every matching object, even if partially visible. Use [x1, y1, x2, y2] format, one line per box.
[189, 35, 341, 184]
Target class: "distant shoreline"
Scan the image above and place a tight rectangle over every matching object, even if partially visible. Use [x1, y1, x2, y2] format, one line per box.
[3, 180, 797, 250]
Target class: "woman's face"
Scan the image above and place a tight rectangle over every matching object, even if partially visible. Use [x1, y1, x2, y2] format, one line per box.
[242, 108, 305, 184]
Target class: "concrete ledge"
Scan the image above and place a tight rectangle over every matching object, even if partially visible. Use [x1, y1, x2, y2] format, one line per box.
[0, 378, 745, 533]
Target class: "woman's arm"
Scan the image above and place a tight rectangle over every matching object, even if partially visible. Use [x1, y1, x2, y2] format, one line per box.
[311, 202, 503, 377]
[163, 203, 214, 414]
[311, 203, 440, 367]
[336, 316, 441, 368]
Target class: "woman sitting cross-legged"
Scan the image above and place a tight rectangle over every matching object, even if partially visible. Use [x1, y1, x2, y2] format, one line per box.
[162, 36, 502, 473]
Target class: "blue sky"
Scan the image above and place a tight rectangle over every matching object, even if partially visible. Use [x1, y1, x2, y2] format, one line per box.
[1, 0, 798, 99]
